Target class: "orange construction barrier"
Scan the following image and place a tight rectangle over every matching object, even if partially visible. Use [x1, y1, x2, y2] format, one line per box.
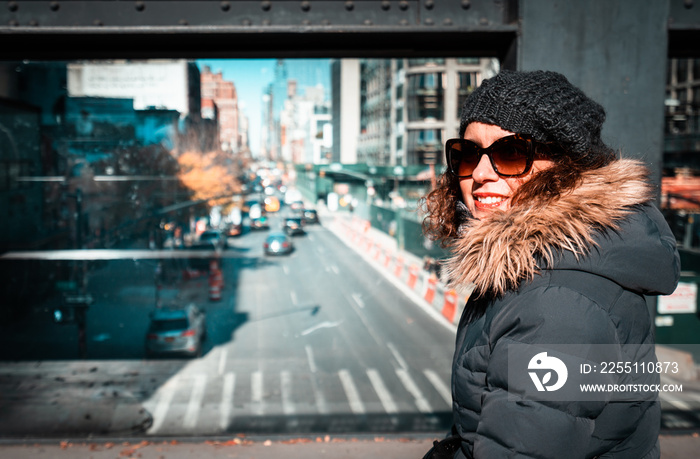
[394, 256, 404, 277]
[209, 273, 221, 301]
[407, 265, 420, 289]
[424, 275, 438, 304]
[442, 289, 458, 322]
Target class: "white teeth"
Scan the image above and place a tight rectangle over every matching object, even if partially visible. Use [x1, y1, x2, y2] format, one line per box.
[476, 196, 505, 204]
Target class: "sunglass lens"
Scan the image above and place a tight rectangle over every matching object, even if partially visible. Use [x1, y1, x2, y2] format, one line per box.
[449, 141, 479, 177]
[490, 140, 529, 175]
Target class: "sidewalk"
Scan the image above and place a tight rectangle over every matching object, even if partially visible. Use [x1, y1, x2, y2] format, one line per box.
[1, 433, 699, 458]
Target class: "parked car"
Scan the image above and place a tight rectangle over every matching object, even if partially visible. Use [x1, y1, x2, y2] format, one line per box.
[145, 303, 206, 358]
[289, 200, 305, 212]
[263, 232, 294, 255]
[284, 217, 305, 236]
[303, 209, 319, 224]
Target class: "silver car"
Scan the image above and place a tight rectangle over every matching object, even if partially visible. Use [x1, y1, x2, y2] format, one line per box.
[263, 232, 294, 255]
[145, 304, 206, 358]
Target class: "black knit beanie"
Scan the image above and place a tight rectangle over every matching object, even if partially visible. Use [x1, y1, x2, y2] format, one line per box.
[459, 70, 615, 165]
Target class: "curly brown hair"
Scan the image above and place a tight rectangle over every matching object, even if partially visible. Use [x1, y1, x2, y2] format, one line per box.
[420, 141, 616, 246]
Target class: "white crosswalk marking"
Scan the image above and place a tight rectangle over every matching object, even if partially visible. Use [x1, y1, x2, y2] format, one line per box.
[367, 368, 398, 414]
[220, 372, 235, 431]
[252, 371, 264, 415]
[281, 370, 295, 415]
[147, 377, 179, 434]
[424, 369, 451, 407]
[396, 368, 432, 413]
[339, 369, 366, 414]
[184, 374, 207, 429]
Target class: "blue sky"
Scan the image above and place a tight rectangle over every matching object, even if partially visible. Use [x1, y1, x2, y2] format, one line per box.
[196, 59, 331, 156]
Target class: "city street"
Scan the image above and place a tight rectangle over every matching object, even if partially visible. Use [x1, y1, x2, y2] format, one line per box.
[0, 210, 455, 438]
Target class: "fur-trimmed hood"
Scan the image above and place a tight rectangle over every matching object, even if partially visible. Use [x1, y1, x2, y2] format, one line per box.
[445, 158, 680, 298]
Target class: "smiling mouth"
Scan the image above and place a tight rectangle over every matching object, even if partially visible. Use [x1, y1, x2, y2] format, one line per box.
[475, 195, 506, 205]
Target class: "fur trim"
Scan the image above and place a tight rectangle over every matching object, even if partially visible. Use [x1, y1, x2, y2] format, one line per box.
[444, 159, 654, 297]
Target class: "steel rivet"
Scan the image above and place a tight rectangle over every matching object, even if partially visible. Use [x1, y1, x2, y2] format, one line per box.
[301, 1, 311, 12]
[425, 18, 434, 25]
[381, 0, 390, 11]
[262, 18, 271, 25]
[29, 19, 38, 26]
[242, 19, 252, 26]
[461, 0, 471, 9]
[425, 0, 434, 10]
[443, 18, 453, 26]
[261, 1, 271, 11]
[479, 17, 488, 25]
[302, 19, 311, 25]
[364, 19, 373, 25]
[9, 20, 18, 26]
[8, 2, 18, 12]
[399, 18, 408, 25]
[135, 1, 145, 12]
[93, 19, 103, 26]
[684, 0, 693, 9]
[179, 19, 188, 25]
[345, 1, 354, 11]
[50, 2, 60, 12]
[399, 1, 408, 11]
[221, 1, 230, 12]
[322, 19, 331, 25]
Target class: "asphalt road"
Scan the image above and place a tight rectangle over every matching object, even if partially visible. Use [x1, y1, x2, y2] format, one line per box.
[0, 210, 455, 438]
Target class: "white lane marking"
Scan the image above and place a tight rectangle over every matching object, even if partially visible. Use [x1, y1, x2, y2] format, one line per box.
[282, 265, 289, 275]
[330, 264, 340, 274]
[305, 345, 318, 373]
[252, 371, 264, 415]
[281, 371, 295, 415]
[147, 377, 179, 434]
[387, 342, 409, 371]
[424, 369, 452, 406]
[339, 369, 366, 414]
[184, 374, 207, 429]
[367, 368, 398, 414]
[305, 345, 329, 414]
[218, 347, 228, 375]
[351, 293, 365, 309]
[220, 372, 235, 431]
[396, 368, 432, 413]
[290, 290, 298, 305]
[301, 320, 342, 336]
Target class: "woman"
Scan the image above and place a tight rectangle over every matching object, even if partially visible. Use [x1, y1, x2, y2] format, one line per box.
[421, 70, 680, 458]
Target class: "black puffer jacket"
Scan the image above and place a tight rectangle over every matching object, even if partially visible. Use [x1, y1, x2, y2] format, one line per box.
[444, 159, 680, 459]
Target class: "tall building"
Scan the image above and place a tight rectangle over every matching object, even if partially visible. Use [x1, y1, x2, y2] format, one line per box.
[330, 59, 361, 164]
[200, 66, 240, 152]
[355, 58, 498, 169]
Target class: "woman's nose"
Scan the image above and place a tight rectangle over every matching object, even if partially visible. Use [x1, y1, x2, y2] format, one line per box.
[471, 154, 499, 183]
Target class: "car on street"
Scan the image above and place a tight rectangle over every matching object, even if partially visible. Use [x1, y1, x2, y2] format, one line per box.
[284, 216, 305, 236]
[250, 216, 270, 230]
[145, 303, 206, 358]
[303, 209, 319, 224]
[290, 200, 305, 212]
[225, 223, 243, 238]
[263, 232, 294, 255]
[198, 229, 225, 249]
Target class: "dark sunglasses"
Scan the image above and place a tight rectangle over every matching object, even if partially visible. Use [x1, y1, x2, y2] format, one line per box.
[445, 134, 541, 178]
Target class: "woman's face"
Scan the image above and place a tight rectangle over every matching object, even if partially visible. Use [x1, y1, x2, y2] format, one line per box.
[460, 122, 555, 220]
